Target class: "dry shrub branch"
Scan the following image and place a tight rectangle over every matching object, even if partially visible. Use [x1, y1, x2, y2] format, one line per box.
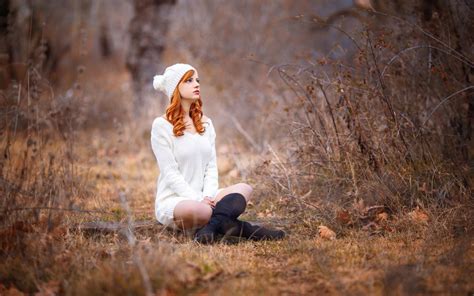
[252, 7, 473, 235]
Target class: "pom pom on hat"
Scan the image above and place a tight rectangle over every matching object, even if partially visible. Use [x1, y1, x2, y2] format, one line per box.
[153, 75, 166, 92]
[152, 63, 197, 100]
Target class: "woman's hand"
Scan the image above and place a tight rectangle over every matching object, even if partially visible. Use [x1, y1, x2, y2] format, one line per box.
[201, 196, 216, 209]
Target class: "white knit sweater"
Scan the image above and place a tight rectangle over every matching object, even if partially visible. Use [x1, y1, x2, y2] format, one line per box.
[150, 116, 219, 211]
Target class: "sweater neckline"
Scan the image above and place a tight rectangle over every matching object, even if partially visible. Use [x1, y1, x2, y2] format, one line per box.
[159, 117, 204, 136]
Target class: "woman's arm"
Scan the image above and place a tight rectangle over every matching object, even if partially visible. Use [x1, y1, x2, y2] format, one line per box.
[202, 119, 219, 200]
[151, 119, 201, 200]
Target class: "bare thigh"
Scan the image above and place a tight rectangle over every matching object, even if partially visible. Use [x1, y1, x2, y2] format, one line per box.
[214, 182, 254, 203]
[173, 200, 212, 230]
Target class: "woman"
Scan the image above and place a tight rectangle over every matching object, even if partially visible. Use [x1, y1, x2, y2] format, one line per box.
[151, 63, 285, 244]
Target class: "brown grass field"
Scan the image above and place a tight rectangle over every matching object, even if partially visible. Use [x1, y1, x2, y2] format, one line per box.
[1, 97, 472, 294]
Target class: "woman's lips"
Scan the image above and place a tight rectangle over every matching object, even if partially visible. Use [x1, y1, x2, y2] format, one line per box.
[194, 91, 200, 94]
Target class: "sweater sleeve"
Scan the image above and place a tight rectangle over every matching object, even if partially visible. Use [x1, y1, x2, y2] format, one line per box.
[202, 119, 219, 200]
[151, 119, 201, 200]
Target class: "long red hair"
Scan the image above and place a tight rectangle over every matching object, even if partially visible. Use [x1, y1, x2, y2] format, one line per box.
[165, 70, 206, 137]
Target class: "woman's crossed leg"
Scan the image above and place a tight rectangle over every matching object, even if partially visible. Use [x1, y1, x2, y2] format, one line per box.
[173, 183, 254, 230]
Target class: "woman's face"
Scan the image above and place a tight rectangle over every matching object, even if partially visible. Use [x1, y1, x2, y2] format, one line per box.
[178, 70, 200, 100]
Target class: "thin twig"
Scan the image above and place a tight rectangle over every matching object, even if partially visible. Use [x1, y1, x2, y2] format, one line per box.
[422, 86, 474, 127]
[367, 29, 396, 122]
[381, 45, 474, 77]
[372, 10, 474, 67]
[267, 143, 293, 193]
[310, 13, 364, 52]
[0, 206, 108, 214]
[228, 113, 260, 151]
[287, 190, 321, 211]
[316, 80, 341, 149]
[118, 191, 153, 296]
[277, 66, 330, 154]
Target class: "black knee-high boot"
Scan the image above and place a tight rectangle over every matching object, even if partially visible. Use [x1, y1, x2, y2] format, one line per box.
[215, 193, 285, 241]
[220, 219, 286, 241]
[194, 193, 285, 243]
[194, 193, 247, 244]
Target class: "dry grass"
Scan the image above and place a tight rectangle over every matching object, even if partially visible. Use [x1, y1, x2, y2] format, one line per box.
[1, 122, 472, 295]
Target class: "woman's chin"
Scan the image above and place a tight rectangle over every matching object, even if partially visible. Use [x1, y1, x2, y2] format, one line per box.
[182, 96, 199, 101]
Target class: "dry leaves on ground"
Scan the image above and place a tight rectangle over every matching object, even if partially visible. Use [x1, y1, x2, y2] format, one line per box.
[375, 212, 389, 223]
[318, 225, 336, 240]
[336, 209, 352, 225]
[408, 207, 429, 224]
[0, 284, 24, 296]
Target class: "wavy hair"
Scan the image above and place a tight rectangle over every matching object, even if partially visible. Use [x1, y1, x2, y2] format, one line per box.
[164, 69, 206, 137]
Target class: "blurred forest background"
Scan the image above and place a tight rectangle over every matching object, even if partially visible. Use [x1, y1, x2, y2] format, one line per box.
[0, 0, 473, 295]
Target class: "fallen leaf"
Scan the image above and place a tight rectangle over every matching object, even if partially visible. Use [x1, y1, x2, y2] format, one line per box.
[185, 261, 201, 272]
[354, 0, 374, 10]
[35, 280, 60, 296]
[408, 207, 429, 224]
[382, 224, 395, 232]
[264, 208, 273, 217]
[362, 221, 380, 232]
[202, 269, 223, 281]
[97, 148, 106, 157]
[353, 199, 365, 214]
[137, 237, 151, 246]
[336, 209, 351, 225]
[4, 287, 24, 296]
[0, 284, 24, 296]
[318, 225, 336, 240]
[376, 212, 389, 223]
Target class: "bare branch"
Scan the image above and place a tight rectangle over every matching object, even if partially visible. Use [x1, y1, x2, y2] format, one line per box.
[382, 45, 474, 77]
[1, 206, 108, 215]
[422, 86, 474, 126]
[372, 10, 474, 67]
[228, 113, 260, 152]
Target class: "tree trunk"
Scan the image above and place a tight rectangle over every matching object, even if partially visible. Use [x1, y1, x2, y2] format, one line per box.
[0, 0, 10, 89]
[126, 0, 177, 117]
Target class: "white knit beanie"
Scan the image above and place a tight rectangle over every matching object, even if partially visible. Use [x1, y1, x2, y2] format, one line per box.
[153, 63, 197, 100]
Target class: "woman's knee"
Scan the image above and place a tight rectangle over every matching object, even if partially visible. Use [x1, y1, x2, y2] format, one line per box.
[174, 201, 212, 226]
[214, 183, 254, 203]
[194, 205, 212, 223]
[236, 182, 253, 200]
